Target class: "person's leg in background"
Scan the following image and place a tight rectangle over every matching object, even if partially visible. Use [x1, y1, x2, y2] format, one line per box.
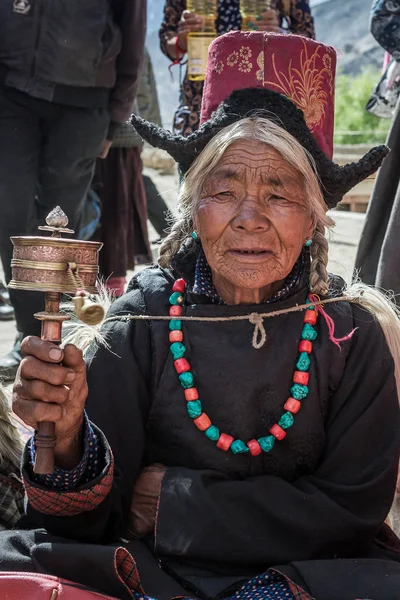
[0, 86, 41, 378]
[9, 103, 110, 340]
[143, 174, 170, 240]
[0, 283, 14, 322]
[36, 104, 109, 230]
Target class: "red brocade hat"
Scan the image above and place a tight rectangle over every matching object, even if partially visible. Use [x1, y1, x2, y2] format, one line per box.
[131, 31, 388, 209]
[201, 32, 336, 158]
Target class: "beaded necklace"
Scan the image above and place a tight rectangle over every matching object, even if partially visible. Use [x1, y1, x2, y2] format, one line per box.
[168, 278, 318, 456]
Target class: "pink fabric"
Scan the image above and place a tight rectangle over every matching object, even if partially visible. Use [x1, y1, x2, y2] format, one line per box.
[383, 51, 391, 73]
[106, 277, 126, 297]
[201, 31, 337, 158]
[309, 294, 356, 349]
[0, 572, 118, 599]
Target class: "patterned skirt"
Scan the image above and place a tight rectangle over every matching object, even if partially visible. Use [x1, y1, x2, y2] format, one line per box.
[134, 571, 303, 600]
[225, 572, 297, 600]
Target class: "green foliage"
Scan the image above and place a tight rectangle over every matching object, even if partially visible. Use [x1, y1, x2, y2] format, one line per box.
[334, 68, 390, 145]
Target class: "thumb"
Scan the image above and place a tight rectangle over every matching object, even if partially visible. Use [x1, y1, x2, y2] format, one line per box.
[62, 344, 87, 398]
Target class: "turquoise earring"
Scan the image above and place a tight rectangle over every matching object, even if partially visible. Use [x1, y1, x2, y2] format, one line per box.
[192, 231, 198, 240]
[305, 238, 313, 247]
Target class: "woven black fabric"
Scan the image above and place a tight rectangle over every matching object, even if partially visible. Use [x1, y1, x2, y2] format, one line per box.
[131, 88, 389, 209]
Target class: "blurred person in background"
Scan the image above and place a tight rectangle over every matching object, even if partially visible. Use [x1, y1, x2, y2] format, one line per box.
[159, 0, 314, 136]
[93, 48, 169, 298]
[138, 50, 171, 243]
[0, 0, 146, 380]
[93, 103, 152, 298]
[355, 0, 400, 304]
[0, 282, 13, 322]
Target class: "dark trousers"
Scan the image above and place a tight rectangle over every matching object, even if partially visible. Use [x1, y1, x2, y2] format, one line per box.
[143, 174, 170, 238]
[0, 84, 109, 336]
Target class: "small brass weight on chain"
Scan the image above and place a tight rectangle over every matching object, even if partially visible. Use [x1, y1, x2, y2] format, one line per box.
[8, 207, 103, 474]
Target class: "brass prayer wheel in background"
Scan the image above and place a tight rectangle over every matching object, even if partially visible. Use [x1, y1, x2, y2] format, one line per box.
[8, 206, 103, 475]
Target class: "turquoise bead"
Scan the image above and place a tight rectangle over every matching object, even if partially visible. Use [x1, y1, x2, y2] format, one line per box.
[187, 400, 202, 418]
[169, 319, 182, 331]
[179, 372, 194, 388]
[279, 411, 294, 429]
[290, 383, 308, 400]
[231, 440, 249, 454]
[170, 342, 186, 359]
[301, 323, 317, 341]
[258, 435, 275, 452]
[306, 298, 314, 310]
[205, 425, 220, 441]
[296, 352, 311, 371]
[169, 292, 183, 306]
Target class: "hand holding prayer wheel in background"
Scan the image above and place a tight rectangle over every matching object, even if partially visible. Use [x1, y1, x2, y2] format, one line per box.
[176, 10, 203, 52]
[12, 338, 88, 470]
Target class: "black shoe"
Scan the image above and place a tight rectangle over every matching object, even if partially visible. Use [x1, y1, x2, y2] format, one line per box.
[0, 334, 24, 382]
[0, 284, 15, 321]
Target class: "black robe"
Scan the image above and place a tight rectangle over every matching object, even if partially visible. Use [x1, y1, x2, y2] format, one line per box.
[3, 249, 400, 600]
[355, 98, 400, 303]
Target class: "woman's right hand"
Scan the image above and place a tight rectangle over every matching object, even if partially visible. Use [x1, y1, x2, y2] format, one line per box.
[176, 10, 203, 52]
[13, 337, 88, 469]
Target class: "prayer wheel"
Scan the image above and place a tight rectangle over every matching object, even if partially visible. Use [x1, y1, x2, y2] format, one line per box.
[8, 206, 103, 475]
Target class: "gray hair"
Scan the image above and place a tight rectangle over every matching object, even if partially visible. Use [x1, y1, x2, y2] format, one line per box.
[158, 117, 333, 295]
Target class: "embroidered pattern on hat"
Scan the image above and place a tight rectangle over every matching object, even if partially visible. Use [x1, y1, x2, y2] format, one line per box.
[264, 39, 333, 131]
[256, 51, 264, 81]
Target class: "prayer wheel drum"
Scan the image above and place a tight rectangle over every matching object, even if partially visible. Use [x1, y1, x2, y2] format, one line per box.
[9, 237, 101, 295]
[8, 207, 103, 475]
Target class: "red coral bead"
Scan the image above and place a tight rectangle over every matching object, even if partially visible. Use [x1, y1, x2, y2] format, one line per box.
[174, 358, 191, 374]
[284, 397, 301, 414]
[270, 424, 286, 440]
[293, 371, 309, 386]
[184, 388, 199, 401]
[169, 305, 182, 317]
[247, 439, 262, 456]
[172, 279, 186, 293]
[194, 413, 212, 431]
[217, 433, 234, 451]
[304, 310, 317, 325]
[299, 340, 312, 353]
[169, 330, 183, 343]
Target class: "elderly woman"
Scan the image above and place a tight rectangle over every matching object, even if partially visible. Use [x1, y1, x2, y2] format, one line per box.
[5, 32, 400, 600]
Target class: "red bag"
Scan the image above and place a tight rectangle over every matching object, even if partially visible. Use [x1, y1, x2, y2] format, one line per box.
[0, 571, 120, 599]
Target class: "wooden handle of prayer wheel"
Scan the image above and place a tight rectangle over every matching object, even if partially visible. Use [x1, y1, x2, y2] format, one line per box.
[33, 292, 64, 475]
[33, 421, 56, 474]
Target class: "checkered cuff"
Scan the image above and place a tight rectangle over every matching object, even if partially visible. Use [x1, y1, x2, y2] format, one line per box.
[23, 422, 114, 517]
[115, 547, 144, 596]
[30, 413, 101, 490]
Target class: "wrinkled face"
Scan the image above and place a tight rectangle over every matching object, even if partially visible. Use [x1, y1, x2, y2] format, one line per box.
[195, 140, 314, 294]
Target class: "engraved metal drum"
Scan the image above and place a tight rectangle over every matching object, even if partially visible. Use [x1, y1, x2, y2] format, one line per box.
[8, 236, 103, 294]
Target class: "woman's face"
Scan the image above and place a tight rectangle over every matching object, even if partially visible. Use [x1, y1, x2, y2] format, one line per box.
[195, 140, 314, 301]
